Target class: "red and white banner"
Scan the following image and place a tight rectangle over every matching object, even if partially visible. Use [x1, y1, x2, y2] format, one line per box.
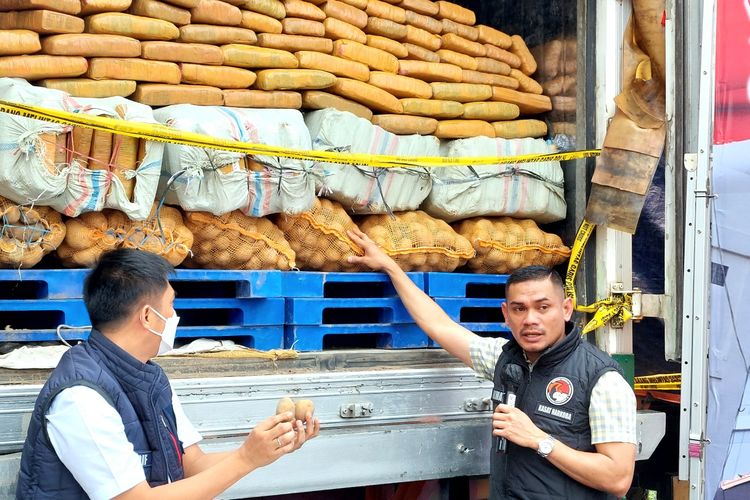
[714, 0, 750, 144]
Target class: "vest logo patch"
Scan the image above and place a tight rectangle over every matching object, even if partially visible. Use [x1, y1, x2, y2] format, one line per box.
[545, 377, 574, 405]
[535, 403, 574, 423]
[138, 452, 152, 468]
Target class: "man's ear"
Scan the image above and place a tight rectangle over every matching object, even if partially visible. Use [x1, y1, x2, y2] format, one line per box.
[140, 304, 152, 329]
[562, 297, 574, 321]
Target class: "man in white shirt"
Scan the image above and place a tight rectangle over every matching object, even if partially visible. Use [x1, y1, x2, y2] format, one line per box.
[16, 249, 320, 499]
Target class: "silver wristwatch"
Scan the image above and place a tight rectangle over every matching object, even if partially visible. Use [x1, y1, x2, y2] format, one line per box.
[537, 436, 557, 458]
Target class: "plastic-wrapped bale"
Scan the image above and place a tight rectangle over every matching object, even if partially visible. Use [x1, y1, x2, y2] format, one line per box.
[56, 205, 194, 267]
[454, 217, 571, 274]
[0, 196, 66, 268]
[0, 78, 163, 221]
[359, 210, 475, 272]
[153, 104, 316, 216]
[305, 108, 436, 214]
[184, 210, 295, 270]
[276, 197, 362, 272]
[422, 137, 566, 224]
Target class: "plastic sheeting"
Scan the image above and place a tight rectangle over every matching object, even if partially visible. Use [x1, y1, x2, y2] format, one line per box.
[707, 2, 750, 496]
[707, 139, 750, 500]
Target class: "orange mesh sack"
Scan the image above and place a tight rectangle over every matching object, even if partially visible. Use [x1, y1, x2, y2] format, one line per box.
[57, 211, 119, 267]
[108, 204, 194, 266]
[276, 197, 363, 272]
[57, 205, 194, 267]
[0, 196, 66, 268]
[184, 210, 295, 270]
[454, 217, 571, 274]
[359, 210, 475, 272]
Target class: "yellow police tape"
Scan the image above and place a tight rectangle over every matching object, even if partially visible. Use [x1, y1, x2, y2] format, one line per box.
[564, 220, 634, 334]
[633, 373, 681, 391]
[0, 99, 601, 168]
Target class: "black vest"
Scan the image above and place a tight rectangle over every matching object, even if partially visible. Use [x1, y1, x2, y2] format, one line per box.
[490, 326, 623, 500]
[16, 329, 185, 499]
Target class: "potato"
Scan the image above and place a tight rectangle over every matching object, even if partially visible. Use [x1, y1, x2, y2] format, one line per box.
[295, 399, 315, 420]
[276, 397, 295, 415]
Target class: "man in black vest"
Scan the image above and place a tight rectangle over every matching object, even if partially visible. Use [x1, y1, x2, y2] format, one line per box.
[348, 228, 636, 499]
[17, 249, 320, 499]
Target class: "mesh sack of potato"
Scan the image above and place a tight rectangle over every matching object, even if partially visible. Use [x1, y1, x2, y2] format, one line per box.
[57, 205, 194, 268]
[359, 210, 475, 272]
[0, 196, 66, 268]
[276, 197, 363, 272]
[184, 210, 295, 270]
[108, 204, 194, 267]
[57, 211, 120, 268]
[453, 217, 571, 274]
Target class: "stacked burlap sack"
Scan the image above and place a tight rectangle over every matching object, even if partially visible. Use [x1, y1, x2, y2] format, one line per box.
[305, 107, 436, 213]
[0, 195, 66, 268]
[153, 104, 316, 216]
[422, 136, 566, 223]
[0, 77, 163, 221]
[0, 0, 553, 139]
[57, 203, 193, 267]
[531, 37, 576, 138]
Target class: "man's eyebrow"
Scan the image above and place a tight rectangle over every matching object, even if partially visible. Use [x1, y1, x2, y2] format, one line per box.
[508, 297, 551, 305]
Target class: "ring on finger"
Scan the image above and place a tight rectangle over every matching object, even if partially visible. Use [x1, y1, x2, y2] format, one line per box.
[276, 437, 283, 447]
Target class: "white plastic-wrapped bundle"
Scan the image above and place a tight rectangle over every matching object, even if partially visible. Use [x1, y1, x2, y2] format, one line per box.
[153, 104, 316, 216]
[422, 137, 566, 223]
[0, 78, 163, 220]
[305, 108, 436, 214]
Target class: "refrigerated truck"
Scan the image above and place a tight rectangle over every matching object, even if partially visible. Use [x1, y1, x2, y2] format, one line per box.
[0, 0, 688, 497]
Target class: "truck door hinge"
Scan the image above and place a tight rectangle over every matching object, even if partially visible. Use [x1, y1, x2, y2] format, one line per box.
[610, 283, 642, 326]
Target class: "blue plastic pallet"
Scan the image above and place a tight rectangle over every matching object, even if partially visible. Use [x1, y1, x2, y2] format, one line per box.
[285, 297, 413, 325]
[174, 298, 284, 326]
[1, 325, 284, 350]
[431, 297, 510, 343]
[285, 324, 429, 351]
[0, 269, 283, 300]
[0, 297, 284, 343]
[425, 273, 509, 298]
[281, 271, 424, 298]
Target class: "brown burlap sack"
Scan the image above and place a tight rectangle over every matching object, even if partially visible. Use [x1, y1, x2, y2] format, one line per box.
[276, 197, 363, 272]
[184, 210, 295, 270]
[0, 197, 66, 268]
[359, 210, 475, 272]
[57, 204, 194, 267]
[454, 217, 571, 274]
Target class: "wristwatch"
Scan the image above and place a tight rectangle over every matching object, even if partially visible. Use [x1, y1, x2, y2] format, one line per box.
[537, 436, 557, 458]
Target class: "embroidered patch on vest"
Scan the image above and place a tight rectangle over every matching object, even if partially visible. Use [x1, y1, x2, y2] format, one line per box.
[535, 403, 574, 423]
[545, 376, 574, 405]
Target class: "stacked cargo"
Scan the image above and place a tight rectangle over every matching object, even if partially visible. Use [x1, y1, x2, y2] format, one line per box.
[532, 36, 577, 138]
[0, 0, 556, 139]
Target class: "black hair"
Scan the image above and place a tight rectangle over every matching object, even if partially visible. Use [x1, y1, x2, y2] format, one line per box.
[506, 265, 564, 292]
[83, 249, 174, 330]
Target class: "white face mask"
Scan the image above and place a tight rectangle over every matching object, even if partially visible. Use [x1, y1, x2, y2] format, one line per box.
[146, 306, 180, 356]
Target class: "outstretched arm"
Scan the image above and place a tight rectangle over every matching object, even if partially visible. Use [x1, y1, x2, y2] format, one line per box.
[347, 228, 479, 367]
[116, 412, 320, 500]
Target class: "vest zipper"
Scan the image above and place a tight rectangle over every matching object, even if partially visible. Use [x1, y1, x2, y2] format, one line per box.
[161, 413, 183, 468]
